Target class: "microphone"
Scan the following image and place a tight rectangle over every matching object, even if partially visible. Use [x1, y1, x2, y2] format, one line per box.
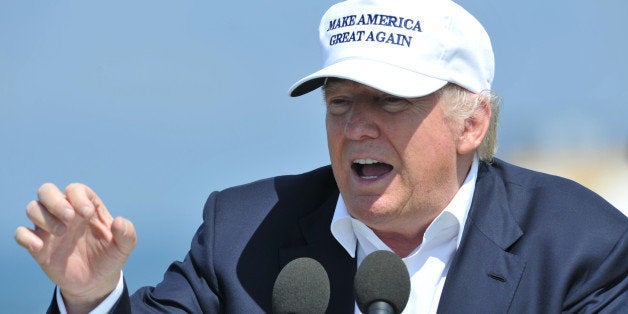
[272, 257, 330, 314]
[354, 250, 411, 314]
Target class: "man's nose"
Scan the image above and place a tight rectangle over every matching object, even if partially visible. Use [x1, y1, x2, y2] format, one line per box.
[343, 104, 380, 140]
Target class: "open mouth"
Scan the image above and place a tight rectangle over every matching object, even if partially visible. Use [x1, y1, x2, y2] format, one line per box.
[352, 158, 393, 179]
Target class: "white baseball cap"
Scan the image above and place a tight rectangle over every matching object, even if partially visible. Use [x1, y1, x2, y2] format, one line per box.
[289, 0, 494, 98]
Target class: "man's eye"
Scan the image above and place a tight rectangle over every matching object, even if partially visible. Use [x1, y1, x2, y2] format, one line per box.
[326, 99, 352, 115]
[381, 97, 410, 113]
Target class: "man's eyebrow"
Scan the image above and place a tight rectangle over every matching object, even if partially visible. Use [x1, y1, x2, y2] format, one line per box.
[322, 78, 346, 95]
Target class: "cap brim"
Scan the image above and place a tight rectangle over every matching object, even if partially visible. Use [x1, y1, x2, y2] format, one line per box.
[289, 59, 448, 98]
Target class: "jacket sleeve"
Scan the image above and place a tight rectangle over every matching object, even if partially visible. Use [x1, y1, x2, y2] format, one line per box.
[47, 192, 224, 314]
[562, 228, 628, 313]
[124, 191, 223, 313]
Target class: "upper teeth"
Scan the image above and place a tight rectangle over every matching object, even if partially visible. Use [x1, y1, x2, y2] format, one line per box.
[354, 158, 380, 165]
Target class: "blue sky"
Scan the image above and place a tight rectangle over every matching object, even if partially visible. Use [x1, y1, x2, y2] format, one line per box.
[1, 0, 626, 312]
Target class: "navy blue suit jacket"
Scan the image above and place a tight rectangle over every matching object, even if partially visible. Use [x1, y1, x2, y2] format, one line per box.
[49, 159, 627, 313]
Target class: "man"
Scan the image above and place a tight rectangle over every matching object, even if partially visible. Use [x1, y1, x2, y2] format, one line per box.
[15, 0, 627, 313]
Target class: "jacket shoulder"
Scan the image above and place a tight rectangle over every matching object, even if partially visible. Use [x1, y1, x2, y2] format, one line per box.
[486, 158, 621, 216]
[476, 158, 626, 250]
[201, 165, 337, 221]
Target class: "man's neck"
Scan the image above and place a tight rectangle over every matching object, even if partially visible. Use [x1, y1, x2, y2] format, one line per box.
[373, 229, 425, 258]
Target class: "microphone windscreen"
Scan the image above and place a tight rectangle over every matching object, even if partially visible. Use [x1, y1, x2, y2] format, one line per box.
[272, 257, 330, 314]
[354, 250, 411, 313]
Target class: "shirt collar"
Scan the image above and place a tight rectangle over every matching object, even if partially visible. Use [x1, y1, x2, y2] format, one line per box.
[330, 156, 479, 258]
[330, 195, 357, 257]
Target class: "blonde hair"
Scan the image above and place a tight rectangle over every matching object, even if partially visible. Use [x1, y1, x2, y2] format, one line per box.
[437, 83, 501, 162]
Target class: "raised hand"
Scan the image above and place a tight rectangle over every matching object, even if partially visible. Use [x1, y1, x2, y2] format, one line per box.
[15, 183, 136, 313]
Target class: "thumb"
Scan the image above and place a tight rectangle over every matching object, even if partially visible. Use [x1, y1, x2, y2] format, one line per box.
[111, 216, 137, 256]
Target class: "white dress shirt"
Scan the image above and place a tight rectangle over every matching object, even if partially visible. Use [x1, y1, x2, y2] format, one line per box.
[331, 156, 478, 313]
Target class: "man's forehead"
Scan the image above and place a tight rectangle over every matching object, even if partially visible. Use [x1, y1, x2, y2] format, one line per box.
[323, 78, 383, 93]
[323, 77, 440, 100]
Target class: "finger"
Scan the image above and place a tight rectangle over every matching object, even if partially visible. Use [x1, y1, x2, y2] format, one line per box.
[14, 226, 45, 252]
[37, 183, 76, 223]
[90, 188, 113, 223]
[111, 217, 137, 256]
[65, 183, 117, 241]
[65, 183, 112, 221]
[25, 200, 67, 236]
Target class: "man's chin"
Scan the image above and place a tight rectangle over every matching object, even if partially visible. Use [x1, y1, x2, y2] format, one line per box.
[346, 200, 398, 226]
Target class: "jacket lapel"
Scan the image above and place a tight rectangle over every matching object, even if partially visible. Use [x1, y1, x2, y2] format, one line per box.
[279, 188, 357, 313]
[437, 162, 525, 313]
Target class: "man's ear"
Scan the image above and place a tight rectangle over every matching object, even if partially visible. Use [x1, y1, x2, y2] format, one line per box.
[457, 95, 491, 155]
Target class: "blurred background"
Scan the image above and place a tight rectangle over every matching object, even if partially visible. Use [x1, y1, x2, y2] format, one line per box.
[1, 0, 626, 312]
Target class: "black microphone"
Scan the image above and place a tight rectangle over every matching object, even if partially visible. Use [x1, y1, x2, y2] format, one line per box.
[272, 257, 330, 314]
[354, 250, 411, 314]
